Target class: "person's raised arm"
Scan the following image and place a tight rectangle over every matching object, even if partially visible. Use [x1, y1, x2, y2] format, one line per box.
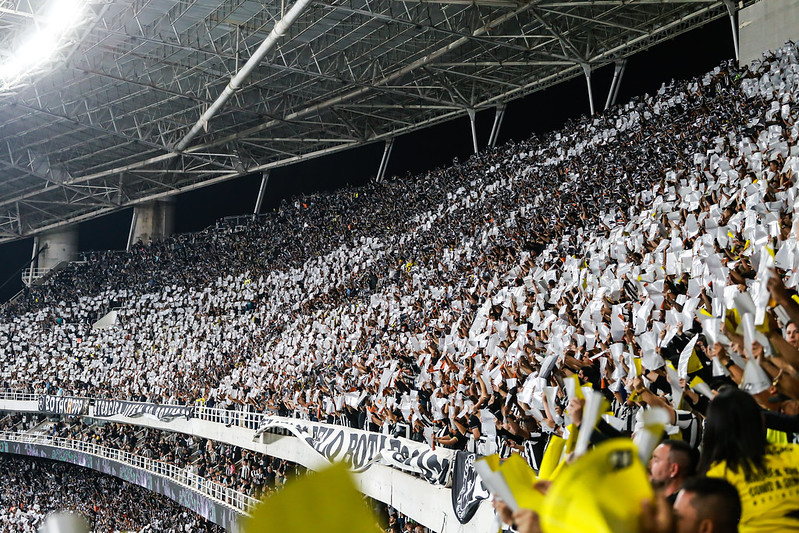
[769, 271, 799, 327]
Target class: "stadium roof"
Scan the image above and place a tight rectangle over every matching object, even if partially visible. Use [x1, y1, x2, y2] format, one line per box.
[0, 0, 752, 244]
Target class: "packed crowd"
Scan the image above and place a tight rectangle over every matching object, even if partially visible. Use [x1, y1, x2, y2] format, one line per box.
[1, 38, 799, 532]
[0, 455, 223, 532]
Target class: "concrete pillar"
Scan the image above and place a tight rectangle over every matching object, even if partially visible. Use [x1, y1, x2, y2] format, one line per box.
[38, 228, 78, 270]
[739, 0, 799, 66]
[128, 199, 175, 249]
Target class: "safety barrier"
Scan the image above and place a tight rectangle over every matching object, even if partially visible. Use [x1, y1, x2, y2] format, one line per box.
[0, 430, 259, 514]
[0, 390, 40, 402]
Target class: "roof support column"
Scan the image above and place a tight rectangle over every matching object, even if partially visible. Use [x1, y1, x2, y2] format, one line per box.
[376, 139, 394, 183]
[488, 104, 506, 149]
[254, 170, 270, 214]
[126, 208, 139, 251]
[582, 63, 595, 116]
[128, 200, 174, 248]
[27, 236, 40, 284]
[722, 0, 739, 63]
[38, 228, 77, 271]
[605, 59, 627, 111]
[467, 109, 479, 154]
[127, 198, 175, 250]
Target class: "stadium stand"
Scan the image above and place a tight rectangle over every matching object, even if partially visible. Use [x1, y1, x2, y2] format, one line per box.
[0, 454, 223, 532]
[4, 40, 799, 532]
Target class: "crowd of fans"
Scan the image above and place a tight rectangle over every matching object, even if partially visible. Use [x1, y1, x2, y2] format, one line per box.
[0, 455, 223, 532]
[51, 418, 301, 499]
[1, 37, 799, 532]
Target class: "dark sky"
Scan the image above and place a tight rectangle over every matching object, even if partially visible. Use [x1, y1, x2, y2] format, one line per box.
[0, 17, 737, 303]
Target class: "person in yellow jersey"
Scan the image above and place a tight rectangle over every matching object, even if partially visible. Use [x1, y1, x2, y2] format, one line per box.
[698, 387, 799, 532]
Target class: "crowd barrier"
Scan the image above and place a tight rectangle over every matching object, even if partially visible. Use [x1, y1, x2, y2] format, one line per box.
[0, 430, 259, 514]
[0, 390, 39, 402]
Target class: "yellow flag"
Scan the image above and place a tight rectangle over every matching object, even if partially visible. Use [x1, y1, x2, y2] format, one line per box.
[499, 454, 545, 511]
[540, 439, 653, 533]
[686, 351, 703, 374]
[538, 434, 567, 480]
[244, 463, 381, 533]
[477, 453, 546, 512]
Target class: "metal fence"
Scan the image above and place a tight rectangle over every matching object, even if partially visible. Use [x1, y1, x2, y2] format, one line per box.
[0, 430, 260, 514]
[192, 404, 267, 431]
[0, 390, 40, 402]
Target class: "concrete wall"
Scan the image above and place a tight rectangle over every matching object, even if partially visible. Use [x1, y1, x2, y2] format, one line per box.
[130, 199, 175, 247]
[740, 0, 799, 65]
[38, 227, 78, 270]
[0, 399, 494, 533]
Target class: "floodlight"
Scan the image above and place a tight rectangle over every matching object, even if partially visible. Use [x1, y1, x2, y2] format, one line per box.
[0, 0, 86, 84]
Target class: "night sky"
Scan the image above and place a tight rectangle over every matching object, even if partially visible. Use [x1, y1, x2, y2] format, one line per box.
[0, 17, 737, 303]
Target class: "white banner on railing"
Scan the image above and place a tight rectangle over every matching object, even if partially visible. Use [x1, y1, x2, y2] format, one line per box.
[94, 399, 194, 421]
[255, 417, 453, 485]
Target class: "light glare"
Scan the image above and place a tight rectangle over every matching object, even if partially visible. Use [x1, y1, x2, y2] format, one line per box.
[45, 0, 85, 33]
[0, 0, 87, 84]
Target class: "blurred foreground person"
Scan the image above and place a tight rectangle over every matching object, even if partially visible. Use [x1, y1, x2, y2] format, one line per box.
[672, 477, 741, 533]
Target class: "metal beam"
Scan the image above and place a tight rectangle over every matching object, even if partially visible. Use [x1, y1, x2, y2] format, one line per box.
[488, 104, 506, 148]
[538, 1, 717, 5]
[722, 0, 739, 63]
[28, 236, 39, 284]
[376, 139, 394, 182]
[537, 7, 648, 34]
[396, 0, 517, 6]
[314, 1, 570, 58]
[604, 59, 626, 110]
[254, 170, 270, 214]
[582, 63, 595, 116]
[467, 108, 478, 154]
[126, 207, 139, 251]
[532, 9, 586, 63]
[176, 0, 314, 151]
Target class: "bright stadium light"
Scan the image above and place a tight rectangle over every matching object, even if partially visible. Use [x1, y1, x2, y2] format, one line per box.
[0, 0, 87, 84]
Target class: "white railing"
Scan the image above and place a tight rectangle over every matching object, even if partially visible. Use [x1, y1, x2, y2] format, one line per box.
[0, 390, 40, 402]
[0, 430, 260, 514]
[0, 390, 285, 433]
[192, 404, 268, 431]
[21, 267, 52, 286]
